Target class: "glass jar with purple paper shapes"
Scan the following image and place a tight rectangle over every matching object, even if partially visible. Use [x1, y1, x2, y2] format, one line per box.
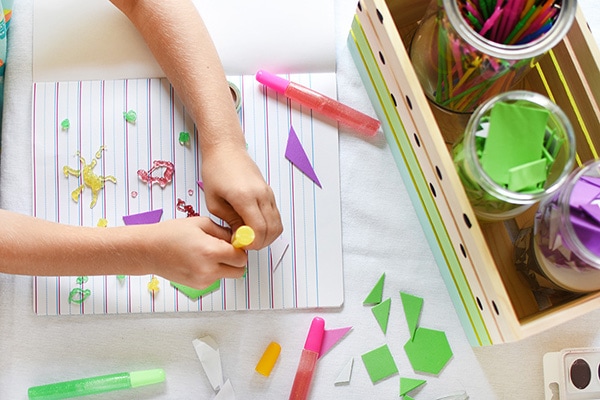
[518, 160, 600, 294]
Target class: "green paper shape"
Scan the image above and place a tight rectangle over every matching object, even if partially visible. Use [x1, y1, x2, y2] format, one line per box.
[361, 344, 398, 383]
[363, 273, 385, 305]
[404, 327, 453, 375]
[371, 298, 391, 334]
[403, 396, 415, 400]
[507, 158, 547, 192]
[400, 292, 423, 340]
[400, 377, 426, 396]
[171, 279, 220, 299]
[480, 102, 548, 185]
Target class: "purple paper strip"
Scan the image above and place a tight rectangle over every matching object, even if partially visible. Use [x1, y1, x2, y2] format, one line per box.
[122, 209, 164, 226]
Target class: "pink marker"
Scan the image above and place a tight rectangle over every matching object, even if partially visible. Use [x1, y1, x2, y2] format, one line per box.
[289, 317, 325, 400]
[256, 70, 380, 137]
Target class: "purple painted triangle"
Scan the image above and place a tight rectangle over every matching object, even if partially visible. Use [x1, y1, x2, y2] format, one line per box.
[197, 180, 204, 191]
[123, 209, 164, 225]
[285, 126, 322, 188]
[319, 326, 352, 358]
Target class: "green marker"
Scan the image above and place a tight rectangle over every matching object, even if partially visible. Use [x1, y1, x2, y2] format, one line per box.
[28, 368, 165, 399]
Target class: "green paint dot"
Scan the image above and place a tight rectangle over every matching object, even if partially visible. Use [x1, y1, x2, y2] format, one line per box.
[179, 131, 190, 145]
[61, 119, 70, 130]
[123, 110, 137, 123]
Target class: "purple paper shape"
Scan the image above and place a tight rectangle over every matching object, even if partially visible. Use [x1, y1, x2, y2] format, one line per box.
[123, 209, 164, 226]
[570, 179, 600, 209]
[581, 201, 600, 225]
[285, 126, 322, 188]
[197, 181, 204, 191]
[319, 326, 352, 358]
[571, 211, 600, 257]
[581, 176, 600, 189]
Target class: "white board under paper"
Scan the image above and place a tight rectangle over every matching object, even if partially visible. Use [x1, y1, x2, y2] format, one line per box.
[32, 73, 344, 315]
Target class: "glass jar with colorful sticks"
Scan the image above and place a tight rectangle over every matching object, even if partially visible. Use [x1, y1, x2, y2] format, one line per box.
[409, 0, 577, 114]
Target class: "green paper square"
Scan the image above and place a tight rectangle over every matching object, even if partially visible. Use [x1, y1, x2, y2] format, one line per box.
[480, 102, 548, 184]
[507, 158, 548, 192]
[361, 344, 398, 383]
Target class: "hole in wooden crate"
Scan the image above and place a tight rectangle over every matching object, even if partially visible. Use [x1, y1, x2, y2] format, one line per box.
[357, 1, 362, 12]
[379, 51, 386, 65]
[492, 301, 500, 315]
[406, 95, 413, 110]
[429, 182, 437, 197]
[413, 133, 421, 147]
[376, 9, 383, 23]
[463, 213, 472, 229]
[459, 243, 467, 258]
[391, 93, 397, 107]
[435, 165, 442, 180]
[476, 296, 483, 311]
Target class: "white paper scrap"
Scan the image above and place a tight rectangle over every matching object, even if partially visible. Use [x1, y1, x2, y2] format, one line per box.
[193, 336, 224, 391]
[334, 357, 354, 386]
[270, 234, 290, 272]
[214, 379, 236, 400]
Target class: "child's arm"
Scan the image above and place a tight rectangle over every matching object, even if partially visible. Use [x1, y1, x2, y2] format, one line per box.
[110, 0, 283, 249]
[0, 209, 246, 288]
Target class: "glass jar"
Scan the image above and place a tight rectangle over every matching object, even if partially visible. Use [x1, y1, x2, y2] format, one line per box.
[527, 160, 600, 292]
[409, 0, 577, 113]
[452, 90, 575, 221]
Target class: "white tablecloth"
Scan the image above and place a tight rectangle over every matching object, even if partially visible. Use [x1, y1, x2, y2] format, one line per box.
[1, 0, 599, 398]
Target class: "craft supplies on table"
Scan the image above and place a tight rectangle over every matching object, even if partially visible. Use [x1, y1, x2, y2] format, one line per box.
[349, 0, 600, 345]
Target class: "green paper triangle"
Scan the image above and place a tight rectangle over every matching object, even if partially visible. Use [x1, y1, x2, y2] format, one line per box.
[171, 279, 220, 299]
[363, 273, 385, 305]
[400, 377, 426, 396]
[372, 298, 391, 334]
[400, 292, 423, 340]
[403, 396, 415, 400]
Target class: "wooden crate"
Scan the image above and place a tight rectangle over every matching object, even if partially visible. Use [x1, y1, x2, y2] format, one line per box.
[349, 0, 600, 345]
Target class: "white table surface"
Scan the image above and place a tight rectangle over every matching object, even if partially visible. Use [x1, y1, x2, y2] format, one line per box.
[1, 0, 599, 398]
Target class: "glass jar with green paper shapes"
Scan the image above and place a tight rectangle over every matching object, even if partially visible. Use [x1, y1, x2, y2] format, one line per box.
[409, 0, 577, 114]
[452, 90, 575, 221]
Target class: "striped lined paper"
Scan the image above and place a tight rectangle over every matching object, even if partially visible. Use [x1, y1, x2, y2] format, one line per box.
[32, 73, 343, 315]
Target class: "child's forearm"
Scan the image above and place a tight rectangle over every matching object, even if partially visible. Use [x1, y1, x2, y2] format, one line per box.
[0, 210, 153, 277]
[110, 0, 246, 154]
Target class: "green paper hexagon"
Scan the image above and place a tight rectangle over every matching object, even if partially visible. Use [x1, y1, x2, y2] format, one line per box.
[404, 327, 453, 375]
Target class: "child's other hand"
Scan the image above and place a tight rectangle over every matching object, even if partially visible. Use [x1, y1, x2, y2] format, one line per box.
[201, 147, 283, 249]
[148, 217, 247, 289]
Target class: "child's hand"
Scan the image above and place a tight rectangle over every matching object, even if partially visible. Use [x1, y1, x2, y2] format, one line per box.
[200, 146, 283, 250]
[146, 217, 247, 289]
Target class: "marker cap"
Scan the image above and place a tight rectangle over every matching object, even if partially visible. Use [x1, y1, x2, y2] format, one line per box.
[304, 317, 325, 354]
[232, 225, 255, 248]
[129, 369, 166, 388]
[256, 70, 290, 95]
[255, 341, 282, 377]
